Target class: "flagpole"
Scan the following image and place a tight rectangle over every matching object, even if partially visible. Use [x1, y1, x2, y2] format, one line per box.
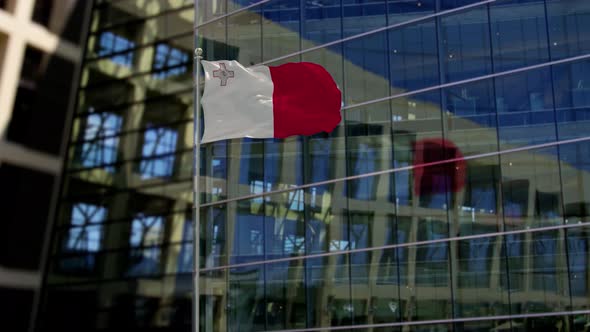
[193, 47, 203, 332]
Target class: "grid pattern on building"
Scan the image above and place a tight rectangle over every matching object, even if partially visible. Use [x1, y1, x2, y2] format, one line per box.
[0, 1, 88, 331]
[40, 0, 590, 332]
[37, 0, 196, 330]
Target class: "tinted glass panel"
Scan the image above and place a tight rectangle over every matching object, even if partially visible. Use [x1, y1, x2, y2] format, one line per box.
[42, 1, 590, 331]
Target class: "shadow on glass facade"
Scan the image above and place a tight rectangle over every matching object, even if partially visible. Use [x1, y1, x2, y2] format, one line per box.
[37, 0, 590, 331]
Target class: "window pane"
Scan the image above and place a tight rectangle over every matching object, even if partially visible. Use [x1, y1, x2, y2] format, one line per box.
[60, 203, 107, 272]
[303, 0, 342, 44]
[501, 147, 563, 230]
[343, 0, 387, 37]
[259, 139, 307, 259]
[76, 112, 122, 171]
[262, 0, 300, 62]
[440, 5, 492, 82]
[344, 31, 390, 106]
[440, 0, 489, 10]
[566, 227, 590, 310]
[203, 141, 228, 204]
[505, 230, 570, 315]
[139, 126, 178, 179]
[152, 44, 190, 79]
[553, 59, 590, 140]
[387, 0, 435, 25]
[490, 0, 550, 72]
[197, 0, 226, 24]
[389, 19, 439, 93]
[392, 91, 444, 210]
[346, 102, 392, 201]
[127, 214, 164, 276]
[198, 20, 229, 61]
[227, 264, 265, 330]
[265, 261, 307, 330]
[96, 31, 136, 67]
[406, 240, 452, 321]
[495, 68, 557, 149]
[456, 156, 503, 236]
[227, 7, 262, 65]
[443, 79, 498, 156]
[454, 234, 511, 318]
[547, 0, 590, 60]
[560, 141, 590, 224]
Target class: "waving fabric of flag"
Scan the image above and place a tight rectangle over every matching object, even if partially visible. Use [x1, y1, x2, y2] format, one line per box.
[200, 60, 342, 143]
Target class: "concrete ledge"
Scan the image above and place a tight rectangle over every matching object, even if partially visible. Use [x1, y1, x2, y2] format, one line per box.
[0, 141, 62, 174]
[0, 266, 40, 289]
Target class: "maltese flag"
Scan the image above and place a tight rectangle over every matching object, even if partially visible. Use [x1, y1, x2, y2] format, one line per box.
[200, 60, 342, 143]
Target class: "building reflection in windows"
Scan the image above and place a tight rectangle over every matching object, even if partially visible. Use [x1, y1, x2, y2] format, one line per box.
[127, 214, 164, 276]
[97, 31, 135, 67]
[139, 126, 178, 179]
[61, 203, 107, 271]
[152, 44, 189, 79]
[78, 111, 122, 171]
[40, 0, 590, 331]
[177, 219, 194, 273]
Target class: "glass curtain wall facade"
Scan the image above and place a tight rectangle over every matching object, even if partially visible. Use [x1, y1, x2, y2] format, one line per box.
[195, 0, 590, 331]
[37, 0, 195, 331]
[37, 0, 590, 331]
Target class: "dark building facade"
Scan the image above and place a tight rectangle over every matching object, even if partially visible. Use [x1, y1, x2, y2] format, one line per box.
[37, 0, 590, 331]
[0, 1, 91, 331]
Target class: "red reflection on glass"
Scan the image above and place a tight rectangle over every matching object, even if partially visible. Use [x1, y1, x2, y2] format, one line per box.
[413, 138, 466, 196]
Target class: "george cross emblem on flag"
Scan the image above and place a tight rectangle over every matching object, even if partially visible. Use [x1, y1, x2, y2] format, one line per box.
[212, 63, 234, 86]
[199, 60, 342, 143]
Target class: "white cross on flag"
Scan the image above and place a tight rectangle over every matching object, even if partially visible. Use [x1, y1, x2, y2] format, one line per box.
[200, 60, 342, 143]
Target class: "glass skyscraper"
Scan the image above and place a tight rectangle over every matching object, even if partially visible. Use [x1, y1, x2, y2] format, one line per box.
[37, 0, 590, 331]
